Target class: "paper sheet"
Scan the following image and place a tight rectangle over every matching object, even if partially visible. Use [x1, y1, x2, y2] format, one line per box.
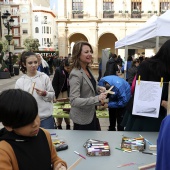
[132, 80, 162, 118]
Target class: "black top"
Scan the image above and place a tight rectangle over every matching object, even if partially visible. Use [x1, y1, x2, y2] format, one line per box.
[87, 69, 97, 95]
[0, 128, 52, 170]
[104, 58, 118, 76]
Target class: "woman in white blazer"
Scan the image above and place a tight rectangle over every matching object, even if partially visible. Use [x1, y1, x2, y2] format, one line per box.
[69, 41, 107, 130]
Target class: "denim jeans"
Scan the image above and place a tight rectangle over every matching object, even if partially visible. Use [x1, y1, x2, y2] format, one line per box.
[40, 116, 55, 129]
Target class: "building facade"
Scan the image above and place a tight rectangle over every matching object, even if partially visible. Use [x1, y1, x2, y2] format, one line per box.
[32, 6, 57, 51]
[57, 0, 170, 62]
[0, 0, 57, 53]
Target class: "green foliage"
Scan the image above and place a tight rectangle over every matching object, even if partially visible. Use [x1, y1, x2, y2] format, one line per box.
[12, 54, 19, 65]
[0, 61, 8, 72]
[0, 43, 3, 53]
[23, 37, 40, 51]
[0, 40, 8, 53]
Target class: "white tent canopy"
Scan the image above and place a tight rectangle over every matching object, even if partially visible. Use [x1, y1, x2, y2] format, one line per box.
[115, 10, 170, 50]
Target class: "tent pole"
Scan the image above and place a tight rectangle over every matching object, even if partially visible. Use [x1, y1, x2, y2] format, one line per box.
[124, 45, 128, 80]
[156, 36, 159, 52]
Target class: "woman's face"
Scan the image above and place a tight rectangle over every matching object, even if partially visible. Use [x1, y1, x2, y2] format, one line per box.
[79, 45, 93, 65]
[24, 55, 38, 75]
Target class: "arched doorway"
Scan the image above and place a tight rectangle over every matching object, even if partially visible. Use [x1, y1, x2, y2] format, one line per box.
[68, 33, 88, 53]
[98, 33, 117, 60]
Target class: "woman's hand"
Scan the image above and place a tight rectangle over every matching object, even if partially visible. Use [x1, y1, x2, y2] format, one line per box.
[161, 100, 167, 109]
[103, 103, 108, 108]
[98, 93, 107, 102]
[99, 86, 106, 93]
[34, 87, 47, 96]
[54, 163, 67, 170]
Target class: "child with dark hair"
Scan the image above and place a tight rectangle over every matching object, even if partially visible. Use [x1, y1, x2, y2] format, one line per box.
[15, 51, 55, 129]
[0, 89, 67, 170]
[52, 59, 71, 129]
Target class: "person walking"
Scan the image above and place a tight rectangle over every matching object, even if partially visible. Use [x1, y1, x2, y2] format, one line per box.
[104, 53, 119, 76]
[69, 41, 107, 130]
[36, 53, 49, 76]
[127, 58, 140, 86]
[52, 58, 71, 130]
[15, 51, 55, 129]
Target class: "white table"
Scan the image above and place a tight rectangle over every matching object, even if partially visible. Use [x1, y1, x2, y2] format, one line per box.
[48, 130, 158, 170]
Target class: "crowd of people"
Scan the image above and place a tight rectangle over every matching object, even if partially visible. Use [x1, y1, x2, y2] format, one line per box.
[1, 39, 170, 169]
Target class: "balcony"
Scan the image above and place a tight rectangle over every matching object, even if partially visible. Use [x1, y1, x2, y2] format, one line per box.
[103, 11, 114, 18]
[72, 10, 84, 19]
[131, 10, 143, 18]
[0, 0, 29, 5]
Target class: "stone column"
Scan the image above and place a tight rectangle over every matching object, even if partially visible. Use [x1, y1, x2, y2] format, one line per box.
[89, 23, 98, 63]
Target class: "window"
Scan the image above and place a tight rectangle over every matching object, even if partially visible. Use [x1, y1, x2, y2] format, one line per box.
[72, 0, 83, 18]
[14, 39, 19, 46]
[131, 0, 142, 18]
[103, 0, 114, 18]
[44, 38, 46, 45]
[4, 0, 9, 4]
[22, 18, 28, 23]
[72, 0, 83, 11]
[47, 27, 49, 34]
[35, 27, 39, 33]
[13, 17, 19, 26]
[14, 28, 19, 35]
[22, 29, 28, 34]
[160, 0, 170, 13]
[21, 7, 28, 13]
[11, 7, 18, 15]
[35, 15, 38, 22]
[44, 16, 47, 24]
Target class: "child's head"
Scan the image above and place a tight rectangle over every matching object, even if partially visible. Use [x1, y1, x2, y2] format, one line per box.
[62, 58, 70, 73]
[0, 89, 39, 135]
[104, 82, 111, 90]
[20, 51, 38, 74]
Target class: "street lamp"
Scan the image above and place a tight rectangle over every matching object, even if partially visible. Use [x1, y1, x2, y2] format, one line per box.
[1, 10, 14, 76]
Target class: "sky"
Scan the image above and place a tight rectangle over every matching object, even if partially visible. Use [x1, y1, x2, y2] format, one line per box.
[50, 0, 58, 11]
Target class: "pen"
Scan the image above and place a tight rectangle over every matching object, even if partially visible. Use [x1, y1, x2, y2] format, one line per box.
[115, 147, 123, 151]
[142, 151, 157, 156]
[117, 162, 135, 168]
[145, 138, 153, 145]
[139, 134, 153, 145]
[139, 134, 143, 138]
[50, 133, 57, 136]
[74, 151, 86, 159]
[115, 147, 131, 153]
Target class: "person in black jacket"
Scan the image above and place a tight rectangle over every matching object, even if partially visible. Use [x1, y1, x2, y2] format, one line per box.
[104, 53, 119, 76]
[52, 59, 70, 130]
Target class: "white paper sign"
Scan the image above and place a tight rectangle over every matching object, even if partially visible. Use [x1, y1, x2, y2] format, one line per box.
[132, 80, 162, 118]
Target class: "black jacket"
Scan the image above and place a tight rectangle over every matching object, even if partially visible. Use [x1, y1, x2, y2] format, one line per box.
[52, 66, 69, 98]
[104, 58, 118, 76]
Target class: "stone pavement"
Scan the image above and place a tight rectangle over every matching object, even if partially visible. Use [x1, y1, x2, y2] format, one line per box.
[0, 71, 109, 131]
